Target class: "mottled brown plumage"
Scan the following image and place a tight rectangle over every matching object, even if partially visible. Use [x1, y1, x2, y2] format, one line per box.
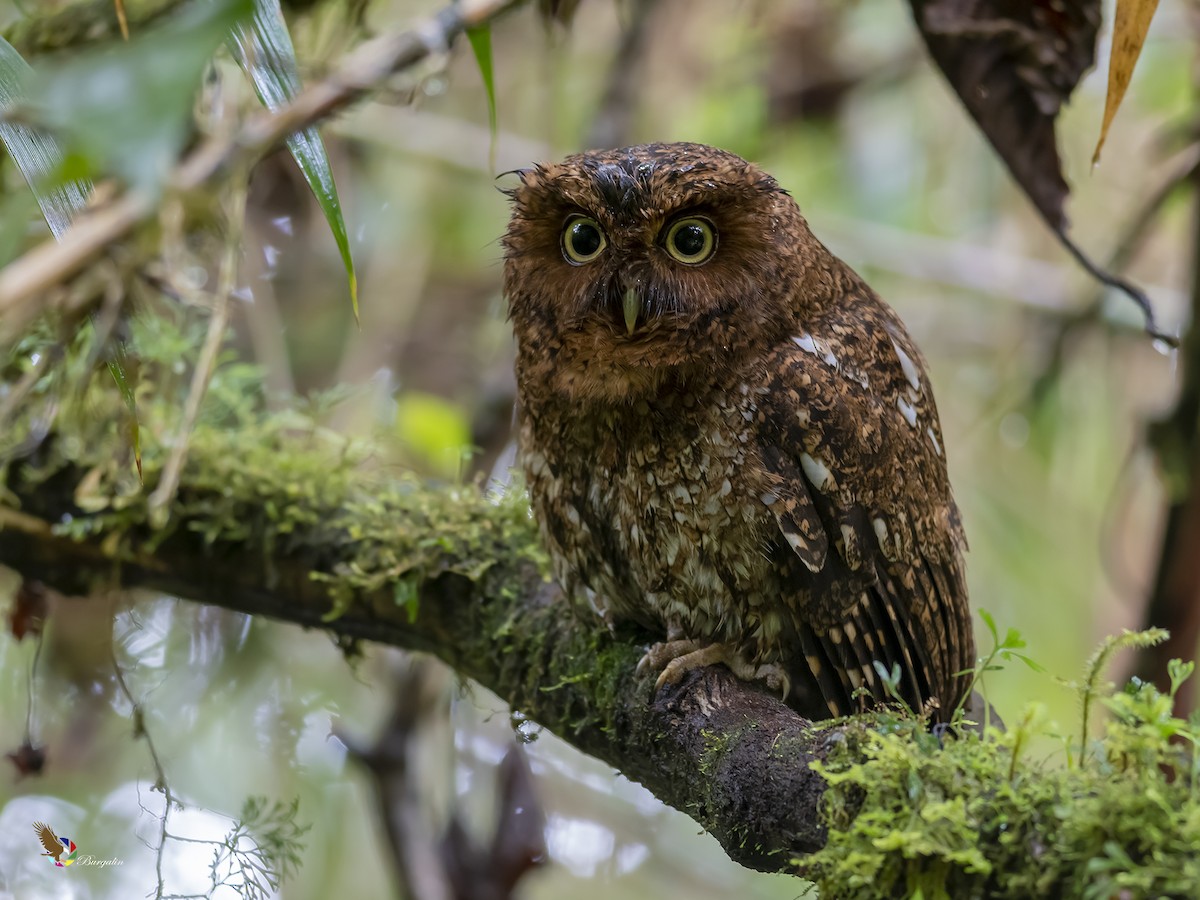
[502, 142, 974, 721]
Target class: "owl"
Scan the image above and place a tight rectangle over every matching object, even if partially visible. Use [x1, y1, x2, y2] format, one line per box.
[502, 142, 974, 721]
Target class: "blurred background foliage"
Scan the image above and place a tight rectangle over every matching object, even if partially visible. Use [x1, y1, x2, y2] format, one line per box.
[0, 0, 1194, 897]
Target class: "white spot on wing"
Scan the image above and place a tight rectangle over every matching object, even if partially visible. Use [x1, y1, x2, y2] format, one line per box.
[927, 427, 943, 457]
[872, 517, 889, 551]
[793, 332, 838, 368]
[793, 333, 817, 354]
[785, 530, 822, 572]
[891, 338, 921, 392]
[800, 452, 835, 491]
[897, 396, 918, 427]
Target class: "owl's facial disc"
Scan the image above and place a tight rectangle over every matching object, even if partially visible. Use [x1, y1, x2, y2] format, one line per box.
[503, 142, 817, 402]
[558, 212, 722, 336]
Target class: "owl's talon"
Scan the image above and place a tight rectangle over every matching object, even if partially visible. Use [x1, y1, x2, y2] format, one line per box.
[637, 638, 704, 677]
[752, 664, 791, 701]
[645, 642, 736, 693]
[654, 658, 685, 692]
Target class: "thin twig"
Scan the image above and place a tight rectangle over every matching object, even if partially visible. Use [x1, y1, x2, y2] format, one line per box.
[1026, 144, 1200, 406]
[24, 629, 43, 741]
[1057, 230, 1176, 346]
[109, 636, 175, 900]
[0, 0, 528, 326]
[147, 178, 248, 527]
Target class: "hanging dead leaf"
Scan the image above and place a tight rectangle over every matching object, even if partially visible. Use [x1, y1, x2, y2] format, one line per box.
[908, 0, 1171, 341]
[6, 739, 46, 778]
[1093, 0, 1161, 165]
[909, 0, 1100, 230]
[9, 579, 48, 641]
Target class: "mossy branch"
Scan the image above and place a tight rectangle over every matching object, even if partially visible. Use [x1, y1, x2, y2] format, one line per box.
[0, 409, 833, 874]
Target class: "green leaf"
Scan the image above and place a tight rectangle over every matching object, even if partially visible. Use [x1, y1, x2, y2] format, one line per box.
[106, 344, 142, 480]
[1168, 658, 1195, 698]
[1005, 652, 1046, 673]
[0, 41, 142, 478]
[230, 0, 358, 322]
[466, 23, 498, 173]
[1000, 627, 1025, 650]
[25, 0, 254, 192]
[0, 38, 91, 238]
[394, 578, 419, 624]
[978, 608, 998, 644]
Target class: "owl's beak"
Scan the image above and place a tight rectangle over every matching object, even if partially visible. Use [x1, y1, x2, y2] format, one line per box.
[622, 287, 640, 335]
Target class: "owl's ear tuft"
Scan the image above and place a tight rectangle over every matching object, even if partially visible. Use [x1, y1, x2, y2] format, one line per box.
[496, 167, 535, 200]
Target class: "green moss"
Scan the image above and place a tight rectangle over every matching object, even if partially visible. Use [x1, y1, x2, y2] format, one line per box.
[805, 632, 1200, 899]
[2, 314, 548, 620]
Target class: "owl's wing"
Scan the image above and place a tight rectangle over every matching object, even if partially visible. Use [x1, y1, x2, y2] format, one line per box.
[754, 302, 973, 719]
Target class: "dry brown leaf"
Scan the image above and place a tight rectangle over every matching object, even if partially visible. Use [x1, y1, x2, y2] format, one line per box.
[1093, 0, 1161, 165]
[909, 0, 1100, 230]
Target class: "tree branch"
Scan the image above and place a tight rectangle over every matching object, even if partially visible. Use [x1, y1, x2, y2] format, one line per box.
[0, 426, 832, 875]
[0, 0, 529, 334]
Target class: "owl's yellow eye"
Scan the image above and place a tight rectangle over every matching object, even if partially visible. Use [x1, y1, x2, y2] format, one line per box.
[562, 216, 607, 264]
[664, 217, 717, 265]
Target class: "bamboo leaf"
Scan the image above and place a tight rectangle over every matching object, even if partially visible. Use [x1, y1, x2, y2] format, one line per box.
[230, 0, 358, 322]
[106, 347, 142, 480]
[25, 0, 253, 192]
[0, 38, 91, 239]
[466, 22, 498, 173]
[0, 40, 141, 477]
[1093, 0, 1161, 165]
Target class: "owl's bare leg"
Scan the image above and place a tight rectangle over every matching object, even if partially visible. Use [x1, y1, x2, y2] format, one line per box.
[639, 640, 791, 700]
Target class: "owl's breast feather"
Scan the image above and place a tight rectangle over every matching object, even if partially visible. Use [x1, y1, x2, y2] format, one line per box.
[518, 379, 785, 648]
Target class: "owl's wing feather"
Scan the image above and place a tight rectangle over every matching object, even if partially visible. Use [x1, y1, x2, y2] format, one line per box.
[764, 454, 935, 716]
[755, 304, 970, 717]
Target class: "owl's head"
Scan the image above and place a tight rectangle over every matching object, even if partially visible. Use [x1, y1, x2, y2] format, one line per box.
[503, 142, 829, 403]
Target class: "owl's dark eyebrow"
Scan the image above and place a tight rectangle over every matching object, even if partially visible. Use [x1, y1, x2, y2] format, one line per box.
[591, 164, 646, 210]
